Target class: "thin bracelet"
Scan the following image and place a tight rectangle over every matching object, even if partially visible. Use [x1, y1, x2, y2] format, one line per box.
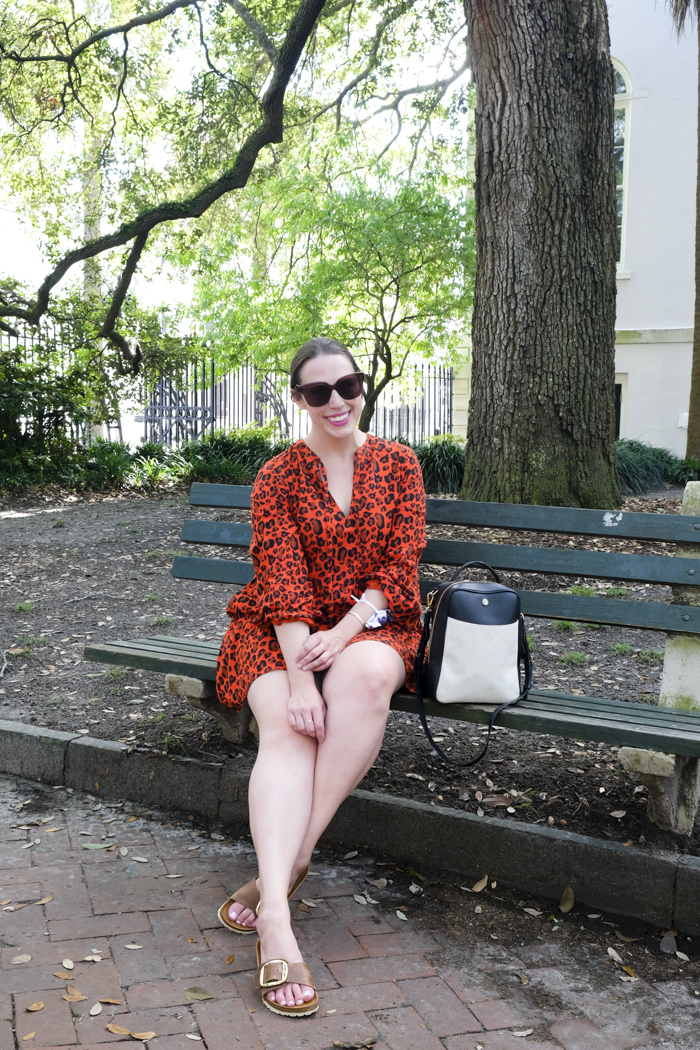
[348, 610, 365, 628]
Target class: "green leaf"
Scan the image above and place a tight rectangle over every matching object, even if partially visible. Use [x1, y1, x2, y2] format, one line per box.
[184, 987, 215, 1001]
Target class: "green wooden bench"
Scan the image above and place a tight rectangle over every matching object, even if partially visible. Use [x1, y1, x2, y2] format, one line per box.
[85, 480, 700, 834]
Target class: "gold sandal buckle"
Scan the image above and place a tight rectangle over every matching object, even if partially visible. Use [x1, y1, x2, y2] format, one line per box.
[259, 959, 288, 987]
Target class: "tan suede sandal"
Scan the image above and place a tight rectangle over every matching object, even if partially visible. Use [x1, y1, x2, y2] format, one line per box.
[217, 865, 310, 934]
[254, 939, 319, 1018]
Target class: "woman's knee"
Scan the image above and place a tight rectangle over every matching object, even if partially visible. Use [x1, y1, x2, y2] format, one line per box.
[324, 646, 402, 707]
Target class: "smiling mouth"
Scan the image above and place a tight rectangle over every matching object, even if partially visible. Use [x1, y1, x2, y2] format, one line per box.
[326, 411, 350, 424]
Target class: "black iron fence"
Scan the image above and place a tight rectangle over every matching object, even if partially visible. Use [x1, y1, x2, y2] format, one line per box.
[141, 362, 453, 446]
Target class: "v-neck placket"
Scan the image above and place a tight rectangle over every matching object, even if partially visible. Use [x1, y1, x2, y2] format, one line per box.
[299, 436, 370, 524]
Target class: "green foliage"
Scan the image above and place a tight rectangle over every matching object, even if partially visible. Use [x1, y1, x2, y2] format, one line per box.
[605, 587, 627, 598]
[612, 642, 632, 655]
[12, 635, 44, 655]
[146, 593, 159, 603]
[154, 615, 173, 626]
[567, 585, 596, 597]
[52, 518, 66, 528]
[559, 651, 587, 666]
[526, 634, 537, 653]
[104, 667, 127, 682]
[639, 648, 664, 664]
[554, 620, 577, 632]
[411, 435, 465, 494]
[615, 439, 698, 495]
[162, 732, 187, 755]
[14, 601, 35, 613]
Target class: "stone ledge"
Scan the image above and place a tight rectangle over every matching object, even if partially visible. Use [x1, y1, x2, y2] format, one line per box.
[0, 718, 695, 933]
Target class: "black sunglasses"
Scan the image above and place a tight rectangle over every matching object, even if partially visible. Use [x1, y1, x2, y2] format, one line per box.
[293, 372, 366, 407]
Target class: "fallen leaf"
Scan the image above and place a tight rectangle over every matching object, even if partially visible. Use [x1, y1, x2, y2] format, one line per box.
[520, 974, 529, 985]
[90, 1003, 102, 1016]
[131, 857, 148, 863]
[187, 845, 199, 851]
[22, 1033, 35, 1041]
[54, 971, 75, 980]
[365, 895, 379, 905]
[301, 898, 319, 908]
[100, 999, 122, 1005]
[472, 875, 488, 893]
[11, 954, 32, 964]
[367, 878, 387, 889]
[62, 994, 87, 1003]
[226, 955, 235, 965]
[119, 847, 128, 856]
[184, 987, 215, 1001]
[297, 902, 309, 912]
[186, 1036, 203, 1041]
[34, 895, 53, 905]
[618, 974, 638, 983]
[677, 951, 690, 962]
[608, 947, 624, 964]
[131, 1032, 156, 1041]
[587, 914, 602, 920]
[26, 1003, 44, 1012]
[125, 817, 138, 822]
[332, 1040, 377, 1049]
[210, 833, 225, 841]
[83, 843, 113, 850]
[483, 794, 511, 808]
[84, 955, 102, 962]
[477, 807, 485, 817]
[124, 944, 143, 950]
[522, 908, 542, 917]
[166, 874, 184, 879]
[512, 1031, 534, 1038]
[187, 938, 196, 943]
[106, 1025, 132, 1036]
[615, 931, 641, 943]
[610, 810, 627, 819]
[353, 894, 368, 905]
[559, 885, 575, 914]
[409, 883, 422, 895]
[621, 966, 636, 978]
[344, 851, 358, 860]
[62, 959, 74, 970]
[396, 910, 408, 921]
[45, 828, 62, 833]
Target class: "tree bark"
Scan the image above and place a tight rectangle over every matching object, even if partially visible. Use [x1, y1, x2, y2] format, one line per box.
[460, 0, 620, 507]
[686, 17, 700, 461]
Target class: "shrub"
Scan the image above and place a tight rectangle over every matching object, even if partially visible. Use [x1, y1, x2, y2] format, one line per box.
[411, 434, 465, 494]
[615, 439, 678, 496]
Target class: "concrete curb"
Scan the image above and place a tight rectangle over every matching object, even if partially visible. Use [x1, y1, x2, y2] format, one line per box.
[1, 718, 697, 933]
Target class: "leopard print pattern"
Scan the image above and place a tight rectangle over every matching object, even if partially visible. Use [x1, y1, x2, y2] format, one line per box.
[216, 434, 426, 710]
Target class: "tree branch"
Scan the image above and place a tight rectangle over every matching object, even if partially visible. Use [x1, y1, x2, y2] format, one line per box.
[0, 0, 201, 65]
[223, 0, 279, 65]
[0, 0, 329, 369]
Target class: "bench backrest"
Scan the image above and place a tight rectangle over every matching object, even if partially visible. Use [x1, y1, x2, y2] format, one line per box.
[173, 483, 700, 635]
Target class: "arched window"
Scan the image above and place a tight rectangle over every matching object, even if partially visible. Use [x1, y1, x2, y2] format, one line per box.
[612, 59, 632, 266]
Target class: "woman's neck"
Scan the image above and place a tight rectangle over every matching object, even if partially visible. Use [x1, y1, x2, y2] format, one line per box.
[303, 426, 366, 462]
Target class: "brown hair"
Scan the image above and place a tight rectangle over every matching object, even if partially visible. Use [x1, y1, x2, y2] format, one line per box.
[289, 337, 360, 390]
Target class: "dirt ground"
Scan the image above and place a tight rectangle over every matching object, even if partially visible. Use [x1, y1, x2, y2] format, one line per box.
[1, 483, 698, 861]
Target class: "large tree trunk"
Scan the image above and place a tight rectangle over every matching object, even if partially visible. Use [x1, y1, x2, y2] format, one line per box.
[460, 0, 621, 507]
[687, 18, 700, 461]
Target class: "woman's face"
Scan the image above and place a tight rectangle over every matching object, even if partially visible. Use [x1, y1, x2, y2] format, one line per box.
[293, 353, 364, 439]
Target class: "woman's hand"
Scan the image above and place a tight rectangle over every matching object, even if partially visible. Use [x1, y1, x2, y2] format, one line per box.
[288, 682, 326, 741]
[296, 629, 347, 673]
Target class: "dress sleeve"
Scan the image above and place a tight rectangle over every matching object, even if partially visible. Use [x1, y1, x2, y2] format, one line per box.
[249, 467, 316, 626]
[365, 448, 426, 622]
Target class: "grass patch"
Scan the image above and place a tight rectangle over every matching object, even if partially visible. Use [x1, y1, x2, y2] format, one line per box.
[154, 615, 174, 626]
[145, 549, 177, 560]
[14, 635, 46, 655]
[559, 651, 587, 666]
[45, 697, 61, 706]
[183, 713, 197, 721]
[567, 585, 597, 597]
[605, 587, 628, 598]
[639, 648, 664, 664]
[14, 601, 35, 613]
[585, 623, 610, 631]
[146, 592, 159, 603]
[109, 686, 123, 696]
[639, 693, 659, 705]
[52, 517, 65, 528]
[554, 620, 577, 632]
[526, 634, 537, 653]
[162, 732, 187, 755]
[104, 667, 127, 682]
[612, 642, 633, 656]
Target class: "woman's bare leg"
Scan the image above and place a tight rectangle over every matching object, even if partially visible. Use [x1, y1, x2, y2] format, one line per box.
[293, 640, 405, 874]
[231, 670, 317, 1007]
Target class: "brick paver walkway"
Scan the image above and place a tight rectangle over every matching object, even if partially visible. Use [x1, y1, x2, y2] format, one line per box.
[1, 774, 699, 1050]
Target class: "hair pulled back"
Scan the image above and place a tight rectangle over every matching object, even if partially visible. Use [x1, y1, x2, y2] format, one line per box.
[289, 337, 360, 390]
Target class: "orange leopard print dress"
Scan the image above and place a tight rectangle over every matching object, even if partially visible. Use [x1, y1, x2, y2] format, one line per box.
[216, 434, 426, 710]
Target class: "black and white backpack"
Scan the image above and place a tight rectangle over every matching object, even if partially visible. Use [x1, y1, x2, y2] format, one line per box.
[414, 561, 532, 766]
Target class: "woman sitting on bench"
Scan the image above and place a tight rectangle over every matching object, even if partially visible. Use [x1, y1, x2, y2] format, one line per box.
[215, 336, 426, 1017]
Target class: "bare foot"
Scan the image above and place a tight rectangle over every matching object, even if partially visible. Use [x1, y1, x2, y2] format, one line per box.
[257, 907, 315, 1008]
[227, 867, 308, 930]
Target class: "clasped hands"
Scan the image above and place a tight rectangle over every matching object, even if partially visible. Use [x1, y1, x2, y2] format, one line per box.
[287, 627, 348, 742]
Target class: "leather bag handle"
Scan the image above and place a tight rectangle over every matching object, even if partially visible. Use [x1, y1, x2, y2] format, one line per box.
[450, 560, 502, 584]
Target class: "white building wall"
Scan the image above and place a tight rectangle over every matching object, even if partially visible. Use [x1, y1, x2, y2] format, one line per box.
[608, 0, 696, 457]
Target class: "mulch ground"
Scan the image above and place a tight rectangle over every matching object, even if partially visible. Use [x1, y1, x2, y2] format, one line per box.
[1, 483, 698, 861]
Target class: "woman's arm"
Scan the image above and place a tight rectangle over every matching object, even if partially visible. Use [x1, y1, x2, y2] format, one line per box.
[274, 621, 327, 741]
[295, 588, 388, 672]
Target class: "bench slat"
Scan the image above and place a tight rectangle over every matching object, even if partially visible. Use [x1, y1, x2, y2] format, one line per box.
[172, 555, 255, 585]
[83, 635, 700, 756]
[188, 483, 700, 544]
[178, 519, 700, 590]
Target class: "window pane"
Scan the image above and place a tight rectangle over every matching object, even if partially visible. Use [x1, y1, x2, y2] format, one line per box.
[614, 69, 627, 95]
[614, 107, 625, 260]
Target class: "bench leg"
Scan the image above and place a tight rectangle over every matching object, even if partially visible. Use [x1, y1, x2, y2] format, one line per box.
[619, 747, 700, 836]
[165, 675, 253, 745]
